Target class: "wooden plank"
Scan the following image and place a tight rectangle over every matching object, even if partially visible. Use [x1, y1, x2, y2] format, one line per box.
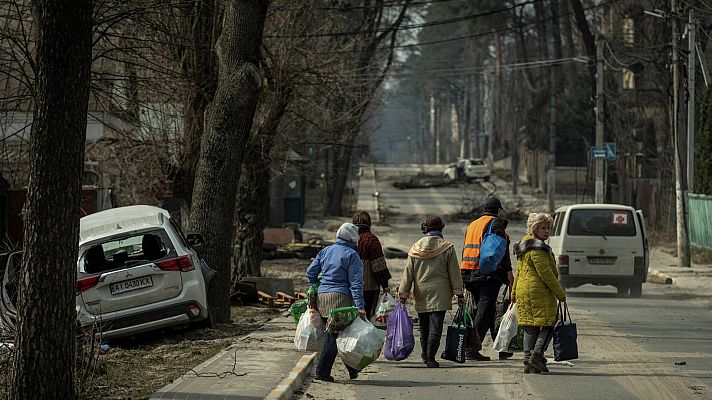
[276, 291, 296, 304]
[258, 290, 275, 307]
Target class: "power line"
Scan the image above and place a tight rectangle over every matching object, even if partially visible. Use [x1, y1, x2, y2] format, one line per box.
[315, 0, 459, 10]
[308, 0, 622, 54]
[267, 0, 541, 38]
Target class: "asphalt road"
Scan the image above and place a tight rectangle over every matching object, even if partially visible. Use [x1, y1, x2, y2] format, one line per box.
[297, 165, 712, 400]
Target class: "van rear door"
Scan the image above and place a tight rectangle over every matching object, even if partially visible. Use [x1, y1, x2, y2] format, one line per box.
[636, 210, 649, 281]
[564, 208, 641, 277]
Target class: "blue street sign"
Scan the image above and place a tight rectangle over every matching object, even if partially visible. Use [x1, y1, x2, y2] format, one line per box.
[604, 142, 617, 161]
[591, 147, 606, 159]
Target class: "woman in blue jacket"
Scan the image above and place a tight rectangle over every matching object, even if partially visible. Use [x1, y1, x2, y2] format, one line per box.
[307, 223, 366, 382]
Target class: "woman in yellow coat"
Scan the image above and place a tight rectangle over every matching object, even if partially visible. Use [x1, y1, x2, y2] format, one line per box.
[512, 213, 566, 374]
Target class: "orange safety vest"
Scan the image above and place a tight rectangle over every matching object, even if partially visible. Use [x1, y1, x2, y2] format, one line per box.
[460, 215, 495, 271]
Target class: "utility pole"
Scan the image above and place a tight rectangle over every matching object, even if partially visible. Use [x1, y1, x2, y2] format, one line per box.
[547, 71, 558, 212]
[595, 36, 604, 204]
[672, 0, 691, 267]
[486, 71, 495, 169]
[688, 9, 696, 193]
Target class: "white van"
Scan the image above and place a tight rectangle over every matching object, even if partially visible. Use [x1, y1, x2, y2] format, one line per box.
[548, 204, 649, 297]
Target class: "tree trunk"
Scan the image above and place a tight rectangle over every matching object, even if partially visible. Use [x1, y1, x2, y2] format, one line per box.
[548, 0, 563, 211]
[232, 89, 292, 283]
[172, 0, 218, 227]
[560, 0, 577, 82]
[464, 77, 472, 159]
[11, 1, 92, 398]
[569, 0, 597, 80]
[190, 0, 267, 324]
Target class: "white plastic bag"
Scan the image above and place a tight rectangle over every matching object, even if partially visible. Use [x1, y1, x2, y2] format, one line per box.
[294, 308, 325, 352]
[492, 304, 518, 352]
[370, 292, 398, 329]
[336, 317, 386, 370]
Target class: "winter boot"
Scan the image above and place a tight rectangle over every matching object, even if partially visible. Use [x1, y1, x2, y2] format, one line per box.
[529, 352, 549, 373]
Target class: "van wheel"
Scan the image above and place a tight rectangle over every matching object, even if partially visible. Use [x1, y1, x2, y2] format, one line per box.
[616, 284, 629, 296]
[629, 282, 642, 298]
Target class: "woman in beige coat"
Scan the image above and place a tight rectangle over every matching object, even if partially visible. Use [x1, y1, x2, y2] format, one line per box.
[512, 213, 566, 374]
[399, 216, 465, 368]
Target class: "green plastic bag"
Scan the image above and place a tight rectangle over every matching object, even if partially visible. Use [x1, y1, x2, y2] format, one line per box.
[326, 306, 359, 334]
[508, 326, 524, 351]
[289, 299, 308, 325]
[307, 281, 319, 310]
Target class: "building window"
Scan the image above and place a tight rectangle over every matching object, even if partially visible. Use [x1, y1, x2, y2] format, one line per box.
[623, 68, 635, 90]
[623, 18, 635, 47]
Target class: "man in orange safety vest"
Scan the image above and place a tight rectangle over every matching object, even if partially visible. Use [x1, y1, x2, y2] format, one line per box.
[460, 196, 513, 361]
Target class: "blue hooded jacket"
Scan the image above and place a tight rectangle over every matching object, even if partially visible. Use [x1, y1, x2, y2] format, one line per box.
[306, 238, 365, 309]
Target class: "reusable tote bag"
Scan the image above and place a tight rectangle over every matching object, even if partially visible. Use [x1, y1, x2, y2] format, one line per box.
[441, 306, 468, 363]
[553, 302, 578, 361]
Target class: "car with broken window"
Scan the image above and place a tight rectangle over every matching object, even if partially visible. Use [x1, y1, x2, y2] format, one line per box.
[0, 205, 215, 340]
[444, 158, 491, 182]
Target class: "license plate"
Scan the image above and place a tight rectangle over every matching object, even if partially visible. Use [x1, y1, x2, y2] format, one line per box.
[588, 256, 616, 265]
[110, 276, 153, 295]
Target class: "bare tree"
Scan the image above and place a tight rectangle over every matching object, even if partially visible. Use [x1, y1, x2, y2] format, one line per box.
[10, 0, 93, 398]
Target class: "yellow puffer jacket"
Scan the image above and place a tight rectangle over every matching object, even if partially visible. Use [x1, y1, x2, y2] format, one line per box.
[512, 234, 566, 326]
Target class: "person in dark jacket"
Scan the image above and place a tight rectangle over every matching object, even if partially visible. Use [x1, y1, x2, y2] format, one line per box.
[352, 211, 392, 320]
[460, 196, 514, 361]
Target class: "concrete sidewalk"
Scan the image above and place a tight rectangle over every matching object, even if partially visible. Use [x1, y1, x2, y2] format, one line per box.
[648, 246, 712, 298]
[150, 315, 312, 400]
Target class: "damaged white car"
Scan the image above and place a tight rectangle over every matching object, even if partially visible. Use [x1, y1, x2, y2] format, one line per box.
[0, 205, 215, 340]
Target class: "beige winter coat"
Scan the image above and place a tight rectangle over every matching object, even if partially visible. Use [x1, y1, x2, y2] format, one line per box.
[399, 236, 464, 313]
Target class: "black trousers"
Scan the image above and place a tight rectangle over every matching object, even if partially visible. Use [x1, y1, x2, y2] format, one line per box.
[363, 289, 380, 321]
[465, 279, 503, 345]
[418, 311, 446, 360]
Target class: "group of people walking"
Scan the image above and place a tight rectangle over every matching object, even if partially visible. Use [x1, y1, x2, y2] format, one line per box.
[306, 196, 566, 382]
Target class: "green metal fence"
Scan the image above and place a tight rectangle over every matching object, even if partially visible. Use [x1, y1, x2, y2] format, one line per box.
[689, 193, 712, 249]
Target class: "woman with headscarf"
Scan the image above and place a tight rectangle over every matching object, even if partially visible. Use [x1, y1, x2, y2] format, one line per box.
[352, 211, 392, 320]
[512, 213, 567, 374]
[399, 216, 465, 368]
[306, 223, 366, 382]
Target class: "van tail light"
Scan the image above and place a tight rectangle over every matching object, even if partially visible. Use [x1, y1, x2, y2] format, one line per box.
[76, 276, 100, 294]
[558, 255, 569, 275]
[157, 256, 194, 272]
[634, 256, 645, 276]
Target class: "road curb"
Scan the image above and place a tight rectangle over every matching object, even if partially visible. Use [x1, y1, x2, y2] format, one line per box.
[264, 352, 317, 400]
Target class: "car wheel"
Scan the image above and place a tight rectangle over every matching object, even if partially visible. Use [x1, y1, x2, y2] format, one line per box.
[616, 284, 629, 296]
[383, 247, 408, 259]
[629, 282, 642, 298]
[196, 310, 215, 329]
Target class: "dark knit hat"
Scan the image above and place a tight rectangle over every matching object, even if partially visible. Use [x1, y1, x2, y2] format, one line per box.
[483, 196, 504, 214]
[421, 215, 445, 233]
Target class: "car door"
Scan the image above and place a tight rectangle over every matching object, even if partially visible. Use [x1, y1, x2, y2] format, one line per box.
[77, 229, 184, 316]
